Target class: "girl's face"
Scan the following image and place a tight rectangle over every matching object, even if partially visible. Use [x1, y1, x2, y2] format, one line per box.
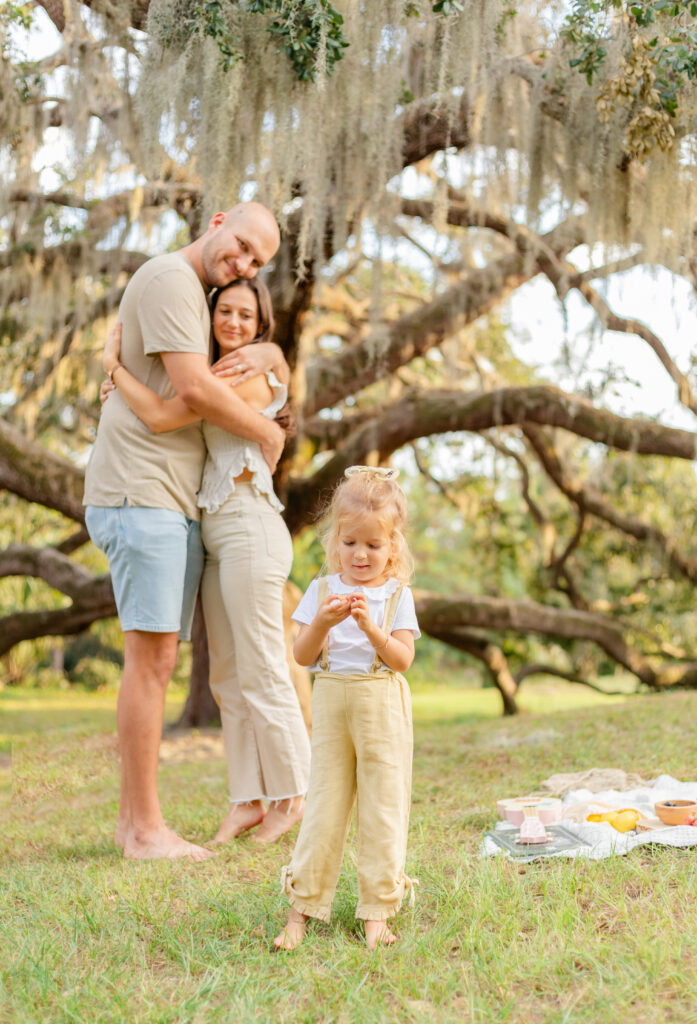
[213, 285, 260, 353]
[337, 512, 393, 588]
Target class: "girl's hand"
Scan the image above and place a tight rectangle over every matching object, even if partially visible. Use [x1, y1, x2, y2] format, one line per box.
[103, 322, 123, 376]
[316, 594, 352, 629]
[347, 593, 372, 633]
[211, 342, 279, 385]
[100, 378, 115, 404]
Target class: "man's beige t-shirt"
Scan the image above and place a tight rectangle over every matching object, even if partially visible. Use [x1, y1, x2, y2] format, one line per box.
[83, 253, 210, 521]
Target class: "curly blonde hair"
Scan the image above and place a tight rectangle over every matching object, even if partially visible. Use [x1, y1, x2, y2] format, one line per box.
[319, 468, 413, 583]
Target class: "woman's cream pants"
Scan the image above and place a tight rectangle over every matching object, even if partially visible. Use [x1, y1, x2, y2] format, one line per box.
[281, 668, 414, 922]
[201, 484, 311, 804]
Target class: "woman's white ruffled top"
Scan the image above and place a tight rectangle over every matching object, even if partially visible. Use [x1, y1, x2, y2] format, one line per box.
[197, 370, 287, 514]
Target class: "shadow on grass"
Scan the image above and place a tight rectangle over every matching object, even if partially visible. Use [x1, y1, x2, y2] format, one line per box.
[0, 838, 119, 870]
[51, 839, 121, 862]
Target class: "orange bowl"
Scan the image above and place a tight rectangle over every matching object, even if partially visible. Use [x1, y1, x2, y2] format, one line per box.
[654, 799, 697, 826]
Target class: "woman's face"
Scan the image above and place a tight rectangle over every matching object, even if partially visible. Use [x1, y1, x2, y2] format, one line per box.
[212, 284, 260, 353]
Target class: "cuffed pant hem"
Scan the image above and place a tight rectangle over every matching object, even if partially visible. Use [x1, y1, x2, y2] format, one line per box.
[280, 864, 332, 923]
[287, 897, 331, 924]
[355, 904, 400, 922]
[356, 874, 419, 920]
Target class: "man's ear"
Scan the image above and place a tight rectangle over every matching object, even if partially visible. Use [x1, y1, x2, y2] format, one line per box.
[207, 211, 226, 232]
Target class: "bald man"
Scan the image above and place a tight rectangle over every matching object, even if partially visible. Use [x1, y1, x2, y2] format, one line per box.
[84, 203, 283, 861]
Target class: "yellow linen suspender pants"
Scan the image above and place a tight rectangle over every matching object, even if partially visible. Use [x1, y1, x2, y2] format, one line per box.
[281, 580, 416, 922]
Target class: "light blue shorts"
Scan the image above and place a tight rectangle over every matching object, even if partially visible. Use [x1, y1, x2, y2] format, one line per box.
[85, 504, 204, 640]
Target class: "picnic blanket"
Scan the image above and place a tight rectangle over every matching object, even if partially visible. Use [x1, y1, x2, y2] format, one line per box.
[482, 774, 697, 860]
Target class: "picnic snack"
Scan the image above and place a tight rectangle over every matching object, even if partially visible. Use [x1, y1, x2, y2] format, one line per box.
[654, 799, 697, 826]
[586, 808, 640, 833]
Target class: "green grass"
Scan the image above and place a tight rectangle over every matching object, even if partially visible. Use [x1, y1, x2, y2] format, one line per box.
[3, 680, 697, 1022]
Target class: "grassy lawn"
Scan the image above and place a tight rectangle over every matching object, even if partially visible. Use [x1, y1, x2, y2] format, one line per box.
[3, 680, 697, 1022]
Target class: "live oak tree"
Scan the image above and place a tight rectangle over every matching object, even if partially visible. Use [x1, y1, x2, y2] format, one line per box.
[3, 0, 697, 715]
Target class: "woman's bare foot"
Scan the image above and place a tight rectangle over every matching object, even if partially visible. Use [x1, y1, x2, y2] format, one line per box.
[273, 907, 308, 950]
[253, 796, 304, 844]
[210, 800, 266, 844]
[123, 826, 214, 862]
[364, 919, 397, 950]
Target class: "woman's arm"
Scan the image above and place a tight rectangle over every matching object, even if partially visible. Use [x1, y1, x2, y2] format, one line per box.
[211, 341, 290, 387]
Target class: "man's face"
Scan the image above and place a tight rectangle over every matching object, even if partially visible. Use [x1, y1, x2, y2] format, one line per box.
[200, 211, 278, 288]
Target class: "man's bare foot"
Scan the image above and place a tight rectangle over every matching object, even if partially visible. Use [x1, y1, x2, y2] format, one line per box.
[273, 907, 308, 950]
[365, 920, 397, 949]
[253, 797, 304, 844]
[123, 826, 214, 862]
[209, 801, 266, 844]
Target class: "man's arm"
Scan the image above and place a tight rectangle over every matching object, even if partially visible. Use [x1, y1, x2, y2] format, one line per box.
[161, 351, 284, 470]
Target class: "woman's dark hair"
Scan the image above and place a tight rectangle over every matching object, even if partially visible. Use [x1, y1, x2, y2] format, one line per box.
[210, 277, 275, 360]
[209, 276, 295, 439]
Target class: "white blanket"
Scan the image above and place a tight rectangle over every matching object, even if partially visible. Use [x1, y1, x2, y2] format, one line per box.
[482, 775, 697, 860]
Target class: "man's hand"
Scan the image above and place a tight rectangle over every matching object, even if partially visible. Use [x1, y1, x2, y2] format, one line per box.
[260, 419, 286, 473]
[103, 322, 123, 376]
[275, 401, 296, 438]
[100, 378, 115, 404]
[211, 342, 287, 385]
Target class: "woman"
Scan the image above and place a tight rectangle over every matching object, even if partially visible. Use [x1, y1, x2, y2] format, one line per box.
[102, 278, 310, 844]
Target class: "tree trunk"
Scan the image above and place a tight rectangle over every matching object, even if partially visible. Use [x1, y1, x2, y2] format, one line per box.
[174, 582, 313, 732]
[175, 592, 219, 728]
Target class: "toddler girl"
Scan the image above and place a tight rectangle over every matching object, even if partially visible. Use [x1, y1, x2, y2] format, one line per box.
[274, 465, 420, 950]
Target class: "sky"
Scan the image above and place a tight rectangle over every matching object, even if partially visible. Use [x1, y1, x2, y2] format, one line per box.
[507, 267, 697, 430]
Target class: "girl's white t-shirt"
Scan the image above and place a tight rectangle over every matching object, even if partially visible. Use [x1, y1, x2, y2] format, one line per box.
[292, 574, 420, 674]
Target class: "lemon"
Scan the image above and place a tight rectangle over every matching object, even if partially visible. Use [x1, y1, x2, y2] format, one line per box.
[585, 808, 639, 832]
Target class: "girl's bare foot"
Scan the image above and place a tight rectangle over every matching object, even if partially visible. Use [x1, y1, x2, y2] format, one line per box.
[210, 800, 266, 844]
[253, 796, 304, 844]
[273, 907, 308, 950]
[365, 919, 397, 949]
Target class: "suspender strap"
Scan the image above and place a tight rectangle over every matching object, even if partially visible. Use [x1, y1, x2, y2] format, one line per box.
[318, 577, 330, 671]
[370, 584, 404, 672]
